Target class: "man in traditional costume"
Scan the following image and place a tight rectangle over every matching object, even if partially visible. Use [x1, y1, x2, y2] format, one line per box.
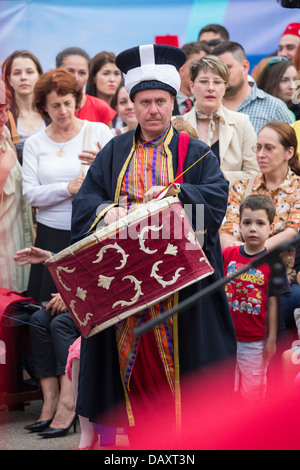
[71, 44, 236, 439]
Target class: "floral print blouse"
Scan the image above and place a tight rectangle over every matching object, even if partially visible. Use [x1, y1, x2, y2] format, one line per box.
[220, 169, 300, 283]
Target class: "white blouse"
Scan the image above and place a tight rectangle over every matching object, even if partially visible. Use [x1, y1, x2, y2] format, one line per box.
[22, 120, 112, 231]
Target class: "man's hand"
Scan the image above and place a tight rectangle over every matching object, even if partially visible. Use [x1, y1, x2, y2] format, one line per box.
[143, 184, 179, 203]
[46, 293, 67, 316]
[104, 206, 127, 225]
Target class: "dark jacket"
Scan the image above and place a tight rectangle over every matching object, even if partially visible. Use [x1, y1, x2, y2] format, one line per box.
[71, 125, 237, 424]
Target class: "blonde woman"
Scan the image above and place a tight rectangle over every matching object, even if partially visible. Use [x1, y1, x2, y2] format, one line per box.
[183, 55, 259, 187]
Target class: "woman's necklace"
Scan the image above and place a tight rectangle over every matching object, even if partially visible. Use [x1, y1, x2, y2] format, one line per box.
[57, 143, 66, 157]
[48, 118, 82, 157]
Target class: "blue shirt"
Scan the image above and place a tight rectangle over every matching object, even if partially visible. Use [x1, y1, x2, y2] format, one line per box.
[237, 83, 294, 134]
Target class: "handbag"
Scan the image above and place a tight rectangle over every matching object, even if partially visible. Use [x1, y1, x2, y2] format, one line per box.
[0, 287, 42, 330]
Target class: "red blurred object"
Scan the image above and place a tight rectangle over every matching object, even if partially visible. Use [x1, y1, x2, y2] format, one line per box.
[155, 35, 179, 47]
[281, 22, 300, 37]
[125, 355, 300, 450]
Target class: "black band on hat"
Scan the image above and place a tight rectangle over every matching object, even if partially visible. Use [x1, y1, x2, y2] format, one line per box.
[116, 44, 186, 99]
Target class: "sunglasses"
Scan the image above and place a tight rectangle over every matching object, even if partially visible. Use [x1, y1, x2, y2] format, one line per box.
[266, 56, 288, 69]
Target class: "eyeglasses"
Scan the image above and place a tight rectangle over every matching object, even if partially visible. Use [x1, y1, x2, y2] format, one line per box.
[252, 144, 280, 153]
[266, 56, 288, 69]
[194, 79, 226, 88]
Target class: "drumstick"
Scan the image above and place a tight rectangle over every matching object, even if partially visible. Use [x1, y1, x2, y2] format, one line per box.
[154, 149, 211, 200]
[93, 149, 211, 230]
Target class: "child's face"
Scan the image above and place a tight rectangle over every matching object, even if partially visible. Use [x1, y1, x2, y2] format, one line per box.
[240, 208, 272, 250]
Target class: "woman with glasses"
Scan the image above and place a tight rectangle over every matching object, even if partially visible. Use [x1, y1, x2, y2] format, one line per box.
[220, 121, 300, 335]
[182, 56, 259, 187]
[256, 56, 299, 120]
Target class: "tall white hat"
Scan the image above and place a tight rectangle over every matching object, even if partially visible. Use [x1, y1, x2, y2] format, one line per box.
[116, 44, 186, 100]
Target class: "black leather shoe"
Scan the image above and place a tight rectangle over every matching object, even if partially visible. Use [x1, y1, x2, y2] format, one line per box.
[24, 419, 53, 432]
[37, 415, 77, 438]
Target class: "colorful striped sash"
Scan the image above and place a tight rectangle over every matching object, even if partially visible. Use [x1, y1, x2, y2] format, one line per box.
[117, 129, 175, 394]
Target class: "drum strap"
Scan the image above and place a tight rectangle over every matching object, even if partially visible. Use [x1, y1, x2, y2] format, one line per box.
[175, 132, 190, 184]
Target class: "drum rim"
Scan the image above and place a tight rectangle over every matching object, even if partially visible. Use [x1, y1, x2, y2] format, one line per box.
[46, 196, 180, 264]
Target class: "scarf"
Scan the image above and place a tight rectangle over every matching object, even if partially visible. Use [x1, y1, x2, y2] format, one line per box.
[195, 104, 223, 146]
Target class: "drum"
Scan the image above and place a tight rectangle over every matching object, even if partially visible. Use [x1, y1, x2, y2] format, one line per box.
[46, 196, 214, 337]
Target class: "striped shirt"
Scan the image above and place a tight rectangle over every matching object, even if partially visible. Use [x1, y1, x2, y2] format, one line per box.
[237, 83, 294, 134]
[118, 128, 175, 395]
[121, 129, 170, 209]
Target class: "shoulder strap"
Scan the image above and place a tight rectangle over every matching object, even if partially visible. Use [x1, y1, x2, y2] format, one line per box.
[83, 121, 92, 149]
[80, 121, 93, 177]
[8, 111, 19, 144]
[244, 174, 257, 198]
[175, 131, 190, 183]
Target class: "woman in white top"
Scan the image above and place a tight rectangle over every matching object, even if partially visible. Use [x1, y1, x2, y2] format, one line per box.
[182, 56, 259, 187]
[22, 68, 112, 304]
[0, 81, 33, 293]
[2, 50, 48, 163]
[21, 68, 112, 439]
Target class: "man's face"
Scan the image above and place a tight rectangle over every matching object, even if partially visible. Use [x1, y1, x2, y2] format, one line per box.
[133, 89, 174, 141]
[216, 52, 248, 98]
[179, 51, 207, 94]
[198, 31, 221, 42]
[278, 34, 300, 60]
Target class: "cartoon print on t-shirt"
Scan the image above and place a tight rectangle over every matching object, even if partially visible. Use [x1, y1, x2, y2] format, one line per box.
[225, 261, 264, 315]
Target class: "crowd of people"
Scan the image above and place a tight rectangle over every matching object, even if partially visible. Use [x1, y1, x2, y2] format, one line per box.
[1, 20, 300, 450]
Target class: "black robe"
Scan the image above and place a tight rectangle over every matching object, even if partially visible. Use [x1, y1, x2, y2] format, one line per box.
[71, 125, 237, 425]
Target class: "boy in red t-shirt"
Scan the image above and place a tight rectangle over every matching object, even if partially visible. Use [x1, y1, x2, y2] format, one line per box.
[223, 194, 279, 400]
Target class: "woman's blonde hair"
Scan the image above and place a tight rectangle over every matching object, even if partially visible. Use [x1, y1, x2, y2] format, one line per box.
[189, 55, 230, 83]
[172, 117, 198, 139]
